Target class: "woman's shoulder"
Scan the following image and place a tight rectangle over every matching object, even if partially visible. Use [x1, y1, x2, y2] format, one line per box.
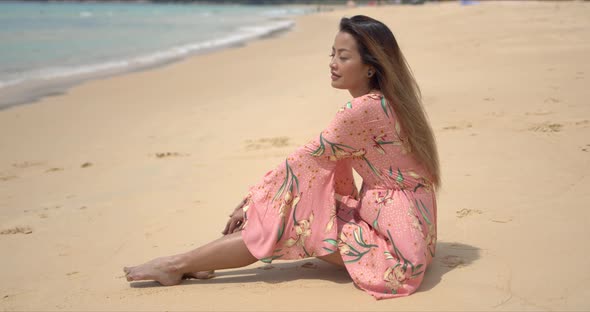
[350, 92, 384, 108]
[333, 92, 385, 119]
[340, 92, 396, 122]
[340, 92, 385, 113]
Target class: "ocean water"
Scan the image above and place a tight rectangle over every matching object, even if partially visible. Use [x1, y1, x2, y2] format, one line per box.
[0, 1, 310, 106]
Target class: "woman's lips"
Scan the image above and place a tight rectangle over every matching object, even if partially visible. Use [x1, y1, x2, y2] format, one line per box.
[331, 72, 341, 80]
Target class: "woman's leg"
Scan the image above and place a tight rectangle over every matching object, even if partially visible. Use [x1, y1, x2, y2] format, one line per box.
[124, 231, 257, 286]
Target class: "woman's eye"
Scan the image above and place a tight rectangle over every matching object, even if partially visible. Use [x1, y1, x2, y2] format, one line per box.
[329, 53, 347, 61]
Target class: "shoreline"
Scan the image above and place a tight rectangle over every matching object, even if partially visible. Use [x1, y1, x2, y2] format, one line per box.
[0, 17, 299, 110]
[0, 20, 297, 110]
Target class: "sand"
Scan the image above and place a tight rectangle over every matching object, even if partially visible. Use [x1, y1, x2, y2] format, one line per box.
[1, 1, 589, 310]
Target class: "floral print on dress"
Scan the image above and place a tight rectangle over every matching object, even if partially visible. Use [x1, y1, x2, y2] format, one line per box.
[241, 93, 437, 299]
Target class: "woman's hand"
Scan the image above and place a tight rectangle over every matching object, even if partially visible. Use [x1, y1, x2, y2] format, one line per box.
[222, 199, 246, 235]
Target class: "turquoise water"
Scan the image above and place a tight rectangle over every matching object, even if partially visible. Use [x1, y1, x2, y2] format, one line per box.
[0, 1, 307, 91]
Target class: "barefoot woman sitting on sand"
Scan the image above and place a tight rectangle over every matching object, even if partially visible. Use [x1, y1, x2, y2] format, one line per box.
[124, 15, 440, 299]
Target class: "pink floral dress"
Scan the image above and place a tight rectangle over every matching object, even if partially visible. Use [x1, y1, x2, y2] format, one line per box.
[240, 93, 437, 299]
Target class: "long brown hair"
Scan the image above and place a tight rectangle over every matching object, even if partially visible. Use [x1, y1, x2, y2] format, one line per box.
[340, 15, 440, 187]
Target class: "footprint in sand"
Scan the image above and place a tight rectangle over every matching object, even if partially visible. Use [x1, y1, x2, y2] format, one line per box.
[543, 97, 561, 104]
[483, 97, 495, 102]
[0, 175, 17, 182]
[574, 120, 589, 127]
[45, 167, 64, 173]
[66, 271, 79, 276]
[37, 205, 61, 219]
[575, 71, 584, 80]
[440, 255, 465, 268]
[80, 162, 92, 168]
[154, 152, 189, 158]
[24, 205, 60, 215]
[528, 122, 563, 133]
[12, 161, 44, 169]
[490, 217, 513, 223]
[456, 208, 483, 218]
[442, 122, 473, 131]
[0, 226, 33, 235]
[525, 110, 553, 116]
[244, 136, 291, 151]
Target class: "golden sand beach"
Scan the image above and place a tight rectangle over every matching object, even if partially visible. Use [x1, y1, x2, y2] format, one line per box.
[1, 1, 589, 310]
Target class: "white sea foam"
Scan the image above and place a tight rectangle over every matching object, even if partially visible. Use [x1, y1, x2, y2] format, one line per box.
[0, 78, 24, 89]
[260, 9, 298, 17]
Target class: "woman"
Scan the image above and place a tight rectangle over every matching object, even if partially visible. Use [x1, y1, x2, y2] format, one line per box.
[124, 15, 440, 300]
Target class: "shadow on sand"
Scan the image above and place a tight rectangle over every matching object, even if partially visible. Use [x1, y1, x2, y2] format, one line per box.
[129, 259, 351, 288]
[419, 241, 481, 292]
[129, 241, 480, 291]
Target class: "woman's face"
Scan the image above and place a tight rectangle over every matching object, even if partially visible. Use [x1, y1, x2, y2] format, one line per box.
[329, 31, 372, 97]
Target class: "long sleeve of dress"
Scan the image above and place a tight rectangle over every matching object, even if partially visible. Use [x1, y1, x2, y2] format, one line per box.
[240, 95, 372, 260]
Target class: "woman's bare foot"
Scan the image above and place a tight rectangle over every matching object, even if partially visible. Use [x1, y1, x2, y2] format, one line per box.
[183, 270, 215, 280]
[124, 256, 184, 286]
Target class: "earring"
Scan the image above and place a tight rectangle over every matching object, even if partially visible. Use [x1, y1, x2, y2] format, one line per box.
[368, 71, 373, 77]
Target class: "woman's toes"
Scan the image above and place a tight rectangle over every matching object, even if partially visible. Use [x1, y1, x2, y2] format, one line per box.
[124, 266, 144, 282]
